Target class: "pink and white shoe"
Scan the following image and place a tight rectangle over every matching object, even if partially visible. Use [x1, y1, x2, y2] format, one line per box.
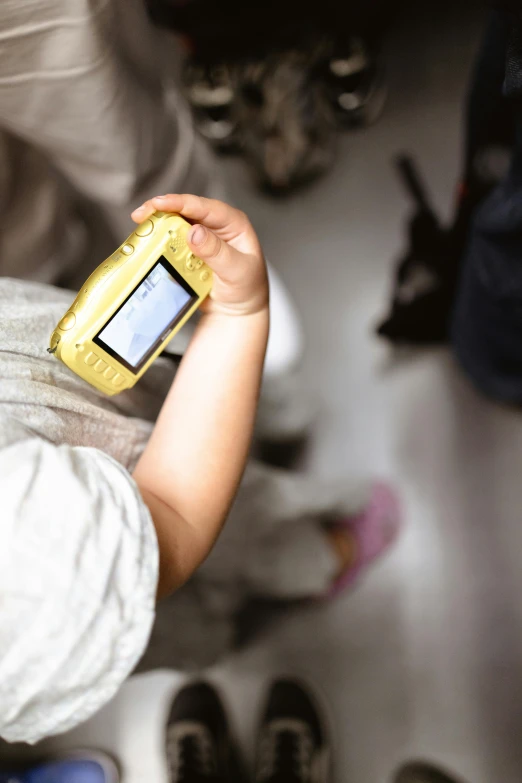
[328, 482, 402, 598]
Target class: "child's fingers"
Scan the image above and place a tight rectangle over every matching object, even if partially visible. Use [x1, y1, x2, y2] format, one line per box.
[187, 223, 242, 278]
[131, 199, 155, 222]
[131, 195, 184, 222]
[156, 195, 249, 236]
[133, 194, 251, 240]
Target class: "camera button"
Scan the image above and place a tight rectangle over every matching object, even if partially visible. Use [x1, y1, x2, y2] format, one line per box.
[58, 312, 76, 331]
[135, 219, 154, 237]
[200, 269, 210, 282]
[85, 351, 99, 366]
[122, 243, 134, 255]
[94, 359, 108, 373]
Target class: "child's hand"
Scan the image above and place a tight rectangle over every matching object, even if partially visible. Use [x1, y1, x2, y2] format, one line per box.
[131, 194, 269, 318]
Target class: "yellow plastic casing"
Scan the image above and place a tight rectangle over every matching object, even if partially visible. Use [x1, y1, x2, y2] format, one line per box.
[49, 211, 213, 395]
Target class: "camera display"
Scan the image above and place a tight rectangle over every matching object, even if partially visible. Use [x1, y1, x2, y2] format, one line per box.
[96, 259, 196, 369]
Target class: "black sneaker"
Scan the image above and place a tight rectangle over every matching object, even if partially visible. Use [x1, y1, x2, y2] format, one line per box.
[321, 36, 387, 128]
[254, 679, 331, 783]
[393, 761, 470, 783]
[165, 681, 243, 783]
[236, 51, 335, 193]
[183, 60, 240, 152]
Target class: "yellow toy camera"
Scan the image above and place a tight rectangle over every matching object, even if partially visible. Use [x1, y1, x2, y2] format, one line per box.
[49, 211, 213, 395]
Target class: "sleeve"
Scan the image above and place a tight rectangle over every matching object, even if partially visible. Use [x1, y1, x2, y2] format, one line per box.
[0, 438, 159, 744]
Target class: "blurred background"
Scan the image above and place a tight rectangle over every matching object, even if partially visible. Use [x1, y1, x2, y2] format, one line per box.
[5, 0, 522, 782]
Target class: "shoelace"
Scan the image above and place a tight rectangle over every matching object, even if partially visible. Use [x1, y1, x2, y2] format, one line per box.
[168, 733, 217, 783]
[257, 727, 313, 783]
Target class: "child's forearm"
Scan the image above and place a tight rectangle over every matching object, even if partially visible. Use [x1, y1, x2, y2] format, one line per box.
[133, 307, 269, 596]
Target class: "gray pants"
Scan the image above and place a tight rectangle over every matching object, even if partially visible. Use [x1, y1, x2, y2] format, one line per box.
[138, 462, 371, 671]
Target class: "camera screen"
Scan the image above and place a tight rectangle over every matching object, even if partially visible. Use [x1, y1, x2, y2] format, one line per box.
[94, 257, 197, 371]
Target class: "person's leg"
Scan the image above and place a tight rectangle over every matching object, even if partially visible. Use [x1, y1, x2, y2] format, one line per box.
[255, 264, 313, 443]
[241, 484, 401, 601]
[199, 462, 401, 602]
[452, 12, 522, 403]
[450, 8, 515, 264]
[137, 465, 401, 673]
[377, 10, 515, 346]
[0, 132, 88, 283]
[464, 10, 515, 190]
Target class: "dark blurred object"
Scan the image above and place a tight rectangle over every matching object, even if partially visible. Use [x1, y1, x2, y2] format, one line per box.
[256, 430, 309, 470]
[452, 9, 522, 405]
[183, 61, 240, 151]
[319, 36, 388, 128]
[0, 752, 120, 783]
[377, 154, 501, 345]
[394, 761, 469, 783]
[147, 0, 393, 192]
[183, 35, 387, 192]
[378, 10, 515, 346]
[234, 47, 336, 193]
[146, 0, 394, 62]
[377, 156, 458, 344]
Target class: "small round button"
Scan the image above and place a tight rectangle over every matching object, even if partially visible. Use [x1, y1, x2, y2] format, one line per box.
[58, 312, 76, 331]
[122, 243, 134, 255]
[200, 270, 210, 282]
[135, 219, 154, 237]
[185, 256, 197, 272]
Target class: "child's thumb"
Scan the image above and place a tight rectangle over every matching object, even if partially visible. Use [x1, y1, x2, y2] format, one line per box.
[187, 224, 236, 275]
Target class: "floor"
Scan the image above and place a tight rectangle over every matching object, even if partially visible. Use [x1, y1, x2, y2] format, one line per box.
[12, 5, 522, 783]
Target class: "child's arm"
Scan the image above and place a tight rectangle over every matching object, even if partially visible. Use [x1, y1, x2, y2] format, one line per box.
[131, 195, 269, 597]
